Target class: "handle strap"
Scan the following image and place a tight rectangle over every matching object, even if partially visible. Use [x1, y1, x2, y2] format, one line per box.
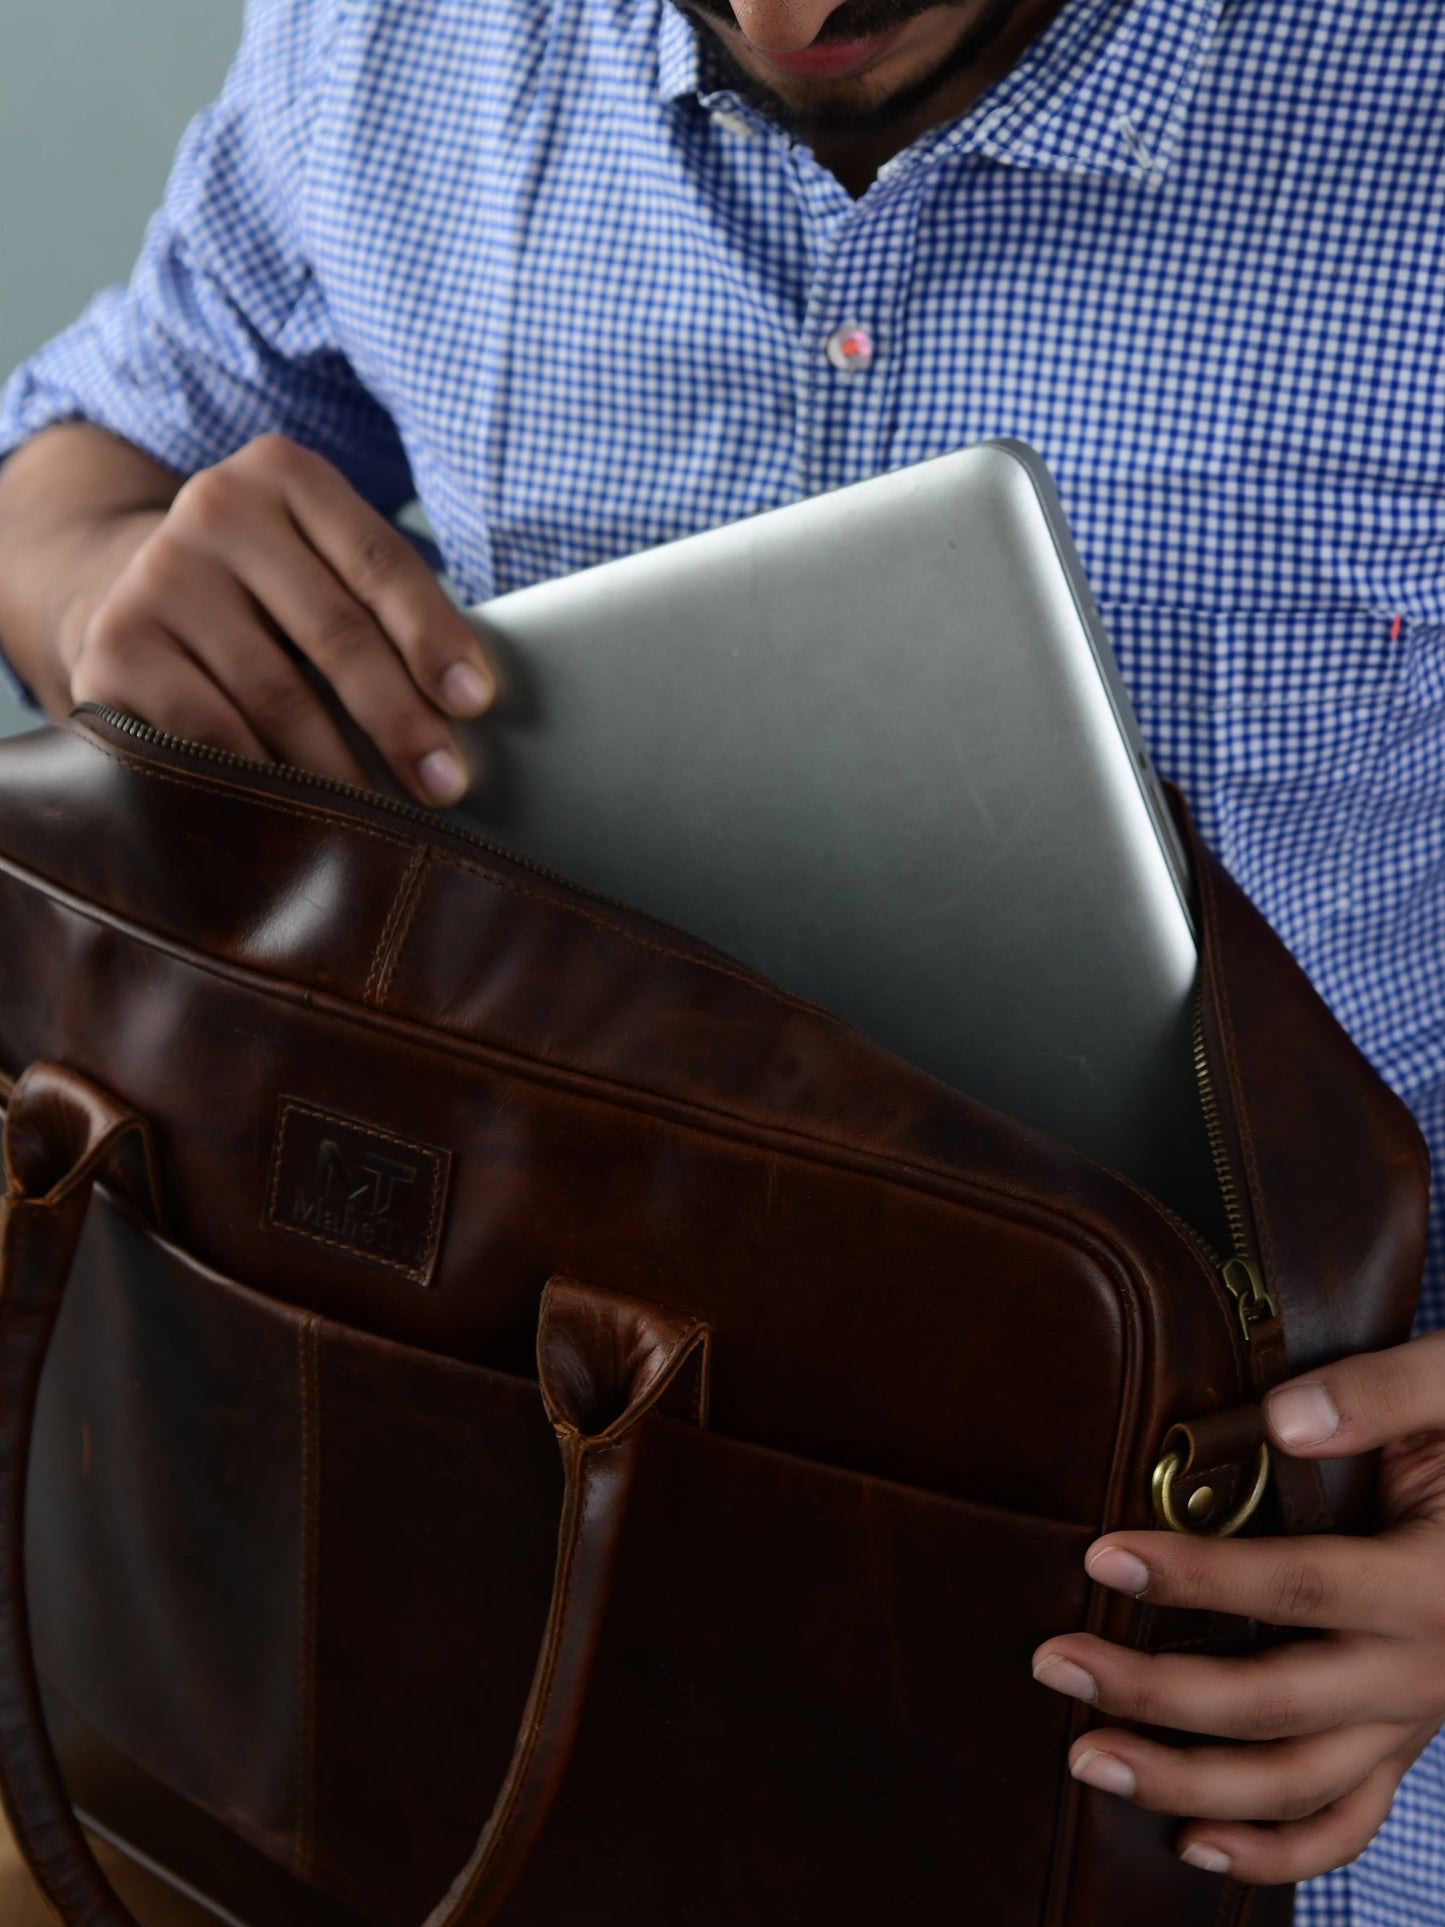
[0, 1062, 710, 1926]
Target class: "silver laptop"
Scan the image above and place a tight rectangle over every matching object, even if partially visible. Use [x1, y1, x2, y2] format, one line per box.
[455, 441, 1221, 1239]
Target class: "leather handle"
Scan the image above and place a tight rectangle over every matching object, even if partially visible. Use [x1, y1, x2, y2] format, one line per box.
[428, 1276, 710, 1923]
[0, 1063, 158, 1927]
[0, 1061, 711, 1927]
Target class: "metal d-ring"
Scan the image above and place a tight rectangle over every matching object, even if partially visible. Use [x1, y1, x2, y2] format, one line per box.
[1152, 1436, 1271, 1538]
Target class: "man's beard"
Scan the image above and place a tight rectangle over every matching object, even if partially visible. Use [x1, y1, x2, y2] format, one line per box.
[679, 0, 1021, 136]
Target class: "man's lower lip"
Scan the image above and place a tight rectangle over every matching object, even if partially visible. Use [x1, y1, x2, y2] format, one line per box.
[747, 24, 908, 80]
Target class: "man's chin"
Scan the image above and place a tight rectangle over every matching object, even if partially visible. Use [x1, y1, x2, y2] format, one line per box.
[694, 27, 960, 136]
[683, 0, 1025, 140]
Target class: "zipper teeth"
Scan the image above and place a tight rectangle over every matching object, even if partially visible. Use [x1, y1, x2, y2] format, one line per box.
[1191, 994, 1251, 1263]
[75, 702, 772, 981]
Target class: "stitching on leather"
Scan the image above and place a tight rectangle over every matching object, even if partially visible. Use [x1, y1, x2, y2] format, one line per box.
[690, 1337, 709, 1427]
[437, 854, 854, 1022]
[686, 1324, 708, 1426]
[265, 1097, 451, 1285]
[449, 1442, 596, 1914]
[1188, 1462, 1237, 1483]
[295, 1313, 322, 1884]
[1187, 1457, 1248, 1484]
[593, 1318, 711, 1444]
[265, 1101, 291, 1237]
[90, 729, 838, 1021]
[374, 846, 430, 1007]
[364, 845, 429, 1007]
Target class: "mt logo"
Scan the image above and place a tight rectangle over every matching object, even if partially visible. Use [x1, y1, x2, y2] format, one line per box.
[266, 1098, 451, 1286]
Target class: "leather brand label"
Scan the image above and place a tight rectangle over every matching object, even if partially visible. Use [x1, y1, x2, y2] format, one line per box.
[267, 1098, 451, 1286]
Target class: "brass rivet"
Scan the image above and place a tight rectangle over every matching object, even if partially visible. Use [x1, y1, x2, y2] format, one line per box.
[1186, 1484, 1216, 1521]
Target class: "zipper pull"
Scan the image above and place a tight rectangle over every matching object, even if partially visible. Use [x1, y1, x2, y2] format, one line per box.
[1220, 1256, 1280, 1343]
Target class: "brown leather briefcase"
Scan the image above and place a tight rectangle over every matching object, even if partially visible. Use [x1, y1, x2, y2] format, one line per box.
[0, 705, 1428, 1927]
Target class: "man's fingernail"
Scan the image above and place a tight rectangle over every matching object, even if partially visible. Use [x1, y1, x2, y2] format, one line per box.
[440, 662, 491, 715]
[1181, 1843, 1232, 1875]
[1085, 1546, 1151, 1595]
[418, 747, 466, 803]
[1266, 1380, 1340, 1448]
[1071, 1749, 1136, 1798]
[1031, 1656, 1098, 1704]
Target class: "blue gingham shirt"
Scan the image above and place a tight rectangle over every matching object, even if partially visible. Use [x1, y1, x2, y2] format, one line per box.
[3, 0, 1444, 1913]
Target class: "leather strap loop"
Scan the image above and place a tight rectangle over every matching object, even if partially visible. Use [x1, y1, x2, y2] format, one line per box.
[0, 1061, 710, 1927]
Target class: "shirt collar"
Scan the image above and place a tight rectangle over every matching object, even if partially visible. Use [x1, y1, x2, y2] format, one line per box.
[657, 0, 705, 103]
[656, 0, 1222, 182]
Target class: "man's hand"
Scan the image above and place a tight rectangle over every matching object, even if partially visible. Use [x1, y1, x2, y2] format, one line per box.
[0, 427, 495, 805]
[1030, 1330, 1445, 1884]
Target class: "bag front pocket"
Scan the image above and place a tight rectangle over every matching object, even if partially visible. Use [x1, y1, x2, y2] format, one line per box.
[29, 1189, 560, 1899]
[31, 1185, 1096, 1927]
[497, 1417, 1095, 1927]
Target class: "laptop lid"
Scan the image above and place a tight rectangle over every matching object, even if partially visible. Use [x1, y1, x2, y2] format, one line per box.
[454, 441, 1220, 1238]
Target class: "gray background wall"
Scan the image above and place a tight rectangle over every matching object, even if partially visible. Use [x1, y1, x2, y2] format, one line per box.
[0, 0, 246, 736]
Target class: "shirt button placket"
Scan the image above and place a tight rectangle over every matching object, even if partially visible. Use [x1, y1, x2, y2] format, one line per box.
[800, 296, 889, 492]
[793, 170, 912, 494]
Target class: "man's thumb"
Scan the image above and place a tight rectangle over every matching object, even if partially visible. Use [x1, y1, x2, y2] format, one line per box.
[1264, 1329, 1445, 1456]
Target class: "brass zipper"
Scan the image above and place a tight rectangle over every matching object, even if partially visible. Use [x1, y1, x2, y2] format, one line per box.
[1145, 1004, 1281, 1538]
[1191, 998, 1279, 1344]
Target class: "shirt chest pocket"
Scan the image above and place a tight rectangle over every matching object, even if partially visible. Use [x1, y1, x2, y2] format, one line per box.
[1094, 598, 1414, 950]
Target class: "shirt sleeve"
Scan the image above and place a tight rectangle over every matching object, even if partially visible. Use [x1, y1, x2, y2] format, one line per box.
[0, 0, 414, 515]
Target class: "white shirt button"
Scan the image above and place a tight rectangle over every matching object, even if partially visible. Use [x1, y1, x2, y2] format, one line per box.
[825, 320, 875, 374]
[710, 107, 755, 138]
